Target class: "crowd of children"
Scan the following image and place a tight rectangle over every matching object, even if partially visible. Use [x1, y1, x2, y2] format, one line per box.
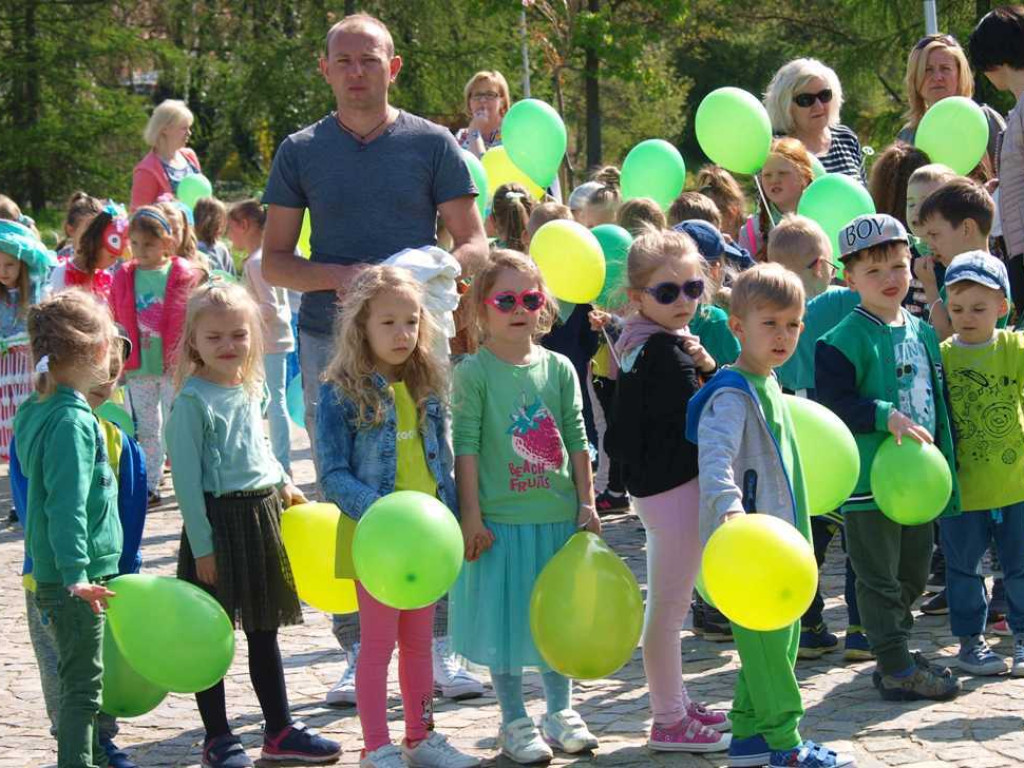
[11, 8, 1024, 768]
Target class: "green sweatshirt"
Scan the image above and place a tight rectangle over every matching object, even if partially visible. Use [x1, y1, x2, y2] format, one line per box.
[14, 387, 122, 586]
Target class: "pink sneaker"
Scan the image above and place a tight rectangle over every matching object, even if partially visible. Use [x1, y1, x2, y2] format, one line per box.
[991, 618, 1012, 637]
[648, 716, 731, 752]
[686, 701, 732, 732]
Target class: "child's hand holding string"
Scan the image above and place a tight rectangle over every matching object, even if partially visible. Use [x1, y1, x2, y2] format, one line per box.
[462, 517, 495, 562]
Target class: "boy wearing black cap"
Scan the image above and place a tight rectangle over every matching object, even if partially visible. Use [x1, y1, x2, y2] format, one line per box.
[815, 213, 963, 701]
[940, 251, 1024, 677]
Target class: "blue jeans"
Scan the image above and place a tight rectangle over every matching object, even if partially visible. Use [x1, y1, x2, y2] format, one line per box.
[940, 502, 1024, 638]
[299, 329, 334, 477]
[265, 352, 291, 477]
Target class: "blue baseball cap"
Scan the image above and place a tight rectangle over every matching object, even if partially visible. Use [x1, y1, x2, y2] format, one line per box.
[674, 220, 725, 262]
[944, 250, 1010, 297]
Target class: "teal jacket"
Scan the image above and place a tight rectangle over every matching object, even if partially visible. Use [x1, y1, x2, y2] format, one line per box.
[14, 387, 122, 586]
[815, 306, 961, 516]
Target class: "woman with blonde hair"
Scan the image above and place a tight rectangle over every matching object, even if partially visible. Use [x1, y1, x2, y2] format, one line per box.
[897, 33, 1005, 172]
[130, 99, 202, 211]
[456, 70, 511, 158]
[763, 58, 865, 183]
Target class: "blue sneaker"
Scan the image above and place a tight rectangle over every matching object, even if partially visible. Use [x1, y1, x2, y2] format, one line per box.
[261, 721, 341, 763]
[843, 626, 874, 661]
[957, 636, 1008, 676]
[729, 733, 771, 767]
[99, 736, 139, 768]
[769, 740, 856, 767]
[798, 624, 839, 659]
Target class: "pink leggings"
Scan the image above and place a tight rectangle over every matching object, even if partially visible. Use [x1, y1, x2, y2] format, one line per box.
[634, 477, 703, 725]
[356, 583, 435, 751]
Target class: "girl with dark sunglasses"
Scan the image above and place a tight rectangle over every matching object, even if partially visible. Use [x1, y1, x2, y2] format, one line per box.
[606, 228, 731, 752]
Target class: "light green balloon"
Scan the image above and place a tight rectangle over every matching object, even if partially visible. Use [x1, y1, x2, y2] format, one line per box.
[101, 626, 167, 718]
[621, 139, 686, 210]
[106, 574, 235, 694]
[530, 532, 643, 680]
[695, 87, 773, 175]
[176, 173, 213, 209]
[462, 150, 489, 219]
[915, 96, 988, 175]
[871, 437, 952, 525]
[502, 99, 567, 188]
[810, 155, 827, 179]
[353, 491, 464, 610]
[95, 401, 134, 438]
[592, 224, 633, 308]
[797, 174, 876, 273]
[784, 395, 859, 516]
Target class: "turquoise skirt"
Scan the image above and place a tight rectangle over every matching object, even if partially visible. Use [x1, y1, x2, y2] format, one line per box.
[449, 519, 576, 674]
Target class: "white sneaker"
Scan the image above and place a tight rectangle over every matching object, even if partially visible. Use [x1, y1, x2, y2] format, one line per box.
[432, 638, 485, 700]
[402, 732, 481, 768]
[360, 743, 405, 768]
[541, 709, 598, 754]
[497, 717, 553, 764]
[325, 642, 359, 707]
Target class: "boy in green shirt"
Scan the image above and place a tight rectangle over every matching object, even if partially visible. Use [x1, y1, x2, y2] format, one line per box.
[688, 264, 854, 768]
[938, 251, 1024, 677]
[816, 214, 962, 702]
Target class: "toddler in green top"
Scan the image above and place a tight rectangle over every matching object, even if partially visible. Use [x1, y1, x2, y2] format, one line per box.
[938, 251, 1024, 677]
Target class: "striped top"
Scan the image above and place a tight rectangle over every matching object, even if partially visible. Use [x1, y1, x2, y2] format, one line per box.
[816, 124, 866, 184]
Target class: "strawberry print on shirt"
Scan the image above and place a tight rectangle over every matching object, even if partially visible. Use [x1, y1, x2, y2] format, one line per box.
[507, 394, 564, 492]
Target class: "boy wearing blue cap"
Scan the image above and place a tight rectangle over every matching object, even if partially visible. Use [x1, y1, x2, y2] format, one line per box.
[939, 251, 1024, 677]
[815, 213, 962, 701]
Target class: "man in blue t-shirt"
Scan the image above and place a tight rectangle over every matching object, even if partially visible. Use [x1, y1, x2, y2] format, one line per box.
[261, 12, 488, 716]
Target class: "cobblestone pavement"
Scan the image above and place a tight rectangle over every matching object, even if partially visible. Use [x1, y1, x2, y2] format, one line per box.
[3, 430, 1024, 767]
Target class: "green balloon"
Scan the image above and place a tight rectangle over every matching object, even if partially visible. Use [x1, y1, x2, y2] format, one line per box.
[621, 139, 686, 210]
[530, 532, 643, 680]
[502, 99, 567, 189]
[784, 395, 860, 516]
[870, 436, 952, 525]
[286, 374, 305, 428]
[462, 150, 489, 219]
[915, 96, 988, 175]
[106, 574, 235, 694]
[592, 224, 633, 307]
[810, 155, 827, 179]
[694, 566, 716, 609]
[176, 173, 213, 209]
[95, 401, 134, 438]
[101, 625, 167, 718]
[353, 491, 464, 610]
[797, 174, 875, 272]
[695, 87, 773, 175]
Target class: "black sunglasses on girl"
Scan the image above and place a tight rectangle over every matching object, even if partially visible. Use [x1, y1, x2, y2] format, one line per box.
[792, 88, 833, 108]
[643, 280, 705, 305]
[486, 290, 547, 313]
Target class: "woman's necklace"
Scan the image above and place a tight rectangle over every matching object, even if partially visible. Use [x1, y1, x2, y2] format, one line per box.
[335, 110, 391, 146]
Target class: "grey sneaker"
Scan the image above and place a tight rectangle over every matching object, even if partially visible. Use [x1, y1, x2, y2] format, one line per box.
[878, 664, 962, 701]
[1013, 637, 1024, 678]
[957, 635, 1008, 676]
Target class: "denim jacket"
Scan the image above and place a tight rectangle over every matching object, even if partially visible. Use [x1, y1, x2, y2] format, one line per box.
[316, 376, 459, 521]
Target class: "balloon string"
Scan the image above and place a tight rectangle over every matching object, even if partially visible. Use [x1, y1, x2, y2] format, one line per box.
[753, 176, 777, 229]
[602, 326, 621, 369]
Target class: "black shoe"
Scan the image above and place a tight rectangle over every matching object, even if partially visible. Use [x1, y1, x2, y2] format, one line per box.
[147, 491, 162, 507]
[926, 568, 945, 592]
[595, 489, 631, 516]
[7, 506, 17, 524]
[921, 589, 949, 615]
[691, 599, 706, 636]
[703, 604, 733, 642]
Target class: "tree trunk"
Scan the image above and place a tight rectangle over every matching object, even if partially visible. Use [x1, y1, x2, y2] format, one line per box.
[15, 0, 45, 212]
[584, 0, 601, 170]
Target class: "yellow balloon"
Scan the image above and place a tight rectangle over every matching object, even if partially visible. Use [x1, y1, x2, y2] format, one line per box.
[297, 209, 311, 259]
[529, 219, 606, 304]
[481, 146, 544, 202]
[281, 503, 358, 614]
[702, 514, 817, 631]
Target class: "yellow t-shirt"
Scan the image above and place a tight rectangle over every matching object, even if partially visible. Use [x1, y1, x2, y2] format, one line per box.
[393, 382, 437, 497]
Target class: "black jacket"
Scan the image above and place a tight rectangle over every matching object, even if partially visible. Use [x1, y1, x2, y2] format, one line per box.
[607, 332, 701, 498]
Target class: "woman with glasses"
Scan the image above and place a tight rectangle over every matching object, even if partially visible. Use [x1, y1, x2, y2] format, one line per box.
[898, 34, 1005, 174]
[457, 70, 511, 158]
[764, 58, 866, 184]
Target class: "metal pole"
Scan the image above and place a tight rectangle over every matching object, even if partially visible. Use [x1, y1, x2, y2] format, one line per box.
[924, 0, 939, 34]
[520, 8, 531, 98]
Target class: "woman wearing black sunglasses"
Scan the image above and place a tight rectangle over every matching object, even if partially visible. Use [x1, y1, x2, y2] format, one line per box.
[897, 34, 1005, 174]
[763, 58, 866, 185]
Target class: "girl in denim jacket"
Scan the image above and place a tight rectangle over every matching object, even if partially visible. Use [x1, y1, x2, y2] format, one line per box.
[316, 266, 479, 768]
